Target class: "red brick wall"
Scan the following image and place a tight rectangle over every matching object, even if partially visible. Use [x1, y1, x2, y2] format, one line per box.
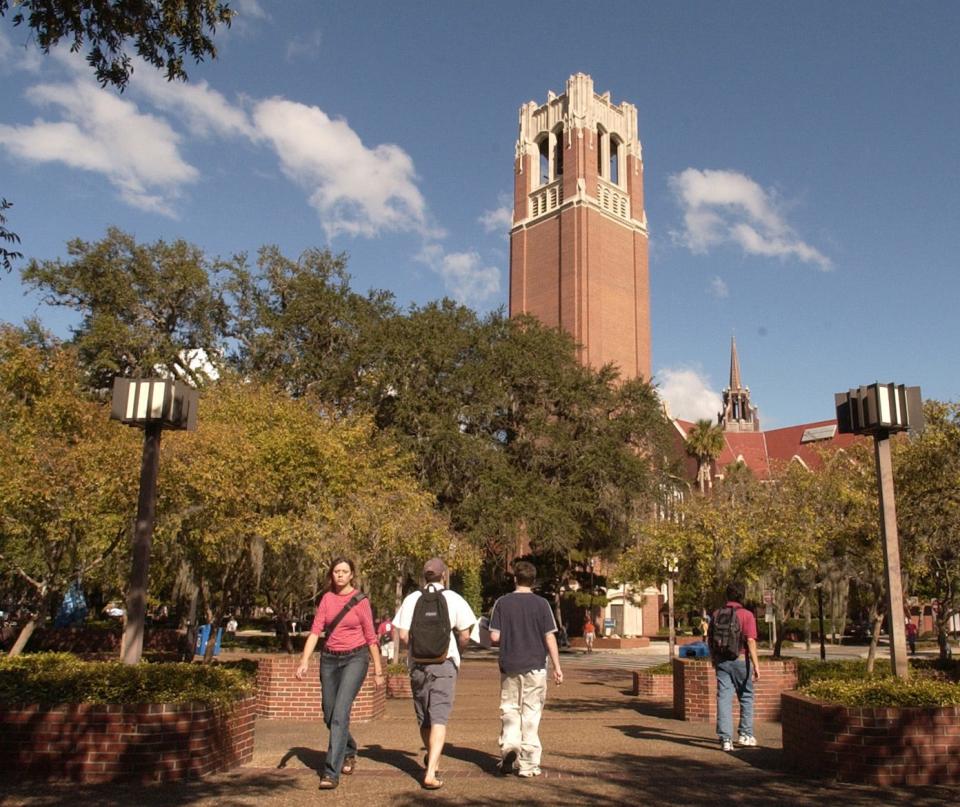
[256, 655, 385, 722]
[632, 670, 673, 698]
[672, 658, 797, 722]
[386, 674, 412, 699]
[29, 628, 183, 654]
[782, 692, 960, 786]
[0, 696, 255, 784]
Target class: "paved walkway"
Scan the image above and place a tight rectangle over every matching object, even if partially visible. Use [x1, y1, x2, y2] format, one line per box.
[2, 650, 958, 806]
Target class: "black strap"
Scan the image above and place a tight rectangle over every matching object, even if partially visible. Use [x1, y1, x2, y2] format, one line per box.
[322, 592, 367, 644]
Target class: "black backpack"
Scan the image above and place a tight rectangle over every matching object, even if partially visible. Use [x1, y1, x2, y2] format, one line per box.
[709, 606, 743, 661]
[409, 584, 452, 664]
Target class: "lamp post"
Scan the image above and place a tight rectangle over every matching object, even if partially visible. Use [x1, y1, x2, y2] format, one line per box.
[835, 382, 922, 679]
[664, 554, 679, 659]
[111, 378, 198, 665]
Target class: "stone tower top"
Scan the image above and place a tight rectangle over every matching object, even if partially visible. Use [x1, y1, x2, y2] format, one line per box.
[517, 73, 642, 164]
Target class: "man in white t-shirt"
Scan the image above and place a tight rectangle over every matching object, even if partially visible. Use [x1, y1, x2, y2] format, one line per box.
[393, 557, 477, 791]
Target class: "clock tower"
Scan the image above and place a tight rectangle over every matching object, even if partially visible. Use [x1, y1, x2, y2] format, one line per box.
[509, 74, 651, 380]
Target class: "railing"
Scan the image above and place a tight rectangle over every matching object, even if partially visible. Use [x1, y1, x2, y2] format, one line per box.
[597, 178, 630, 219]
[529, 178, 563, 218]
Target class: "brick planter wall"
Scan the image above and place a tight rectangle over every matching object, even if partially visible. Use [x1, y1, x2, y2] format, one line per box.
[672, 658, 797, 722]
[256, 655, 385, 721]
[632, 669, 672, 698]
[387, 673, 413, 699]
[29, 628, 183, 654]
[569, 637, 651, 649]
[782, 692, 960, 786]
[0, 696, 255, 784]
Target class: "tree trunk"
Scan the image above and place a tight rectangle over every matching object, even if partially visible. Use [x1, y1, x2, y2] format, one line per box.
[937, 613, 953, 661]
[7, 616, 38, 657]
[866, 604, 883, 674]
[803, 595, 812, 652]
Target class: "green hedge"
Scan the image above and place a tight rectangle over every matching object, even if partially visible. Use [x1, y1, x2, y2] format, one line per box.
[0, 653, 255, 708]
[803, 677, 960, 707]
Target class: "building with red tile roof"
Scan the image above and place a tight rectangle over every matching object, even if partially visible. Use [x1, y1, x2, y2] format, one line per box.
[672, 338, 860, 482]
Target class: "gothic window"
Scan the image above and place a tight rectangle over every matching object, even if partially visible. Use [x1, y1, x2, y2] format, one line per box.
[552, 126, 564, 178]
[538, 136, 550, 186]
[609, 136, 621, 185]
[597, 125, 606, 177]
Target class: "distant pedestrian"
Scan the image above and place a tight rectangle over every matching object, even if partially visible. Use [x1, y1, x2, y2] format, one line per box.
[583, 615, 596, 653]
[708, 582, 760, 752]
[906, 620, 918, 654]
[394, 557, 477, 791]
[699, 613, 711, 644]
[296, 557, 385, 791]
[488, 560, 563, 778]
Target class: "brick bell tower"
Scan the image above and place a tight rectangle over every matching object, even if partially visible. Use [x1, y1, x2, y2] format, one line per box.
[509, 73, 651, 381]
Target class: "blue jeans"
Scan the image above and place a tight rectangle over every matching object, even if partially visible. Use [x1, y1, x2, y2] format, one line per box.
[319, 648, 369, 781]
[715, 657, 754, 740]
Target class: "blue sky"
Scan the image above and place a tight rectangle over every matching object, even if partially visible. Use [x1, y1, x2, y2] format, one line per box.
[2, 1, 958, 427]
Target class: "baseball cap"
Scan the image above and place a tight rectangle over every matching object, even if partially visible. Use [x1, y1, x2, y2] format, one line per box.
[423, 557, 447, 576]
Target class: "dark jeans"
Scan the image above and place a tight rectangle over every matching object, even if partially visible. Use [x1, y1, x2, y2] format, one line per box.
[319, 648, 369, 781]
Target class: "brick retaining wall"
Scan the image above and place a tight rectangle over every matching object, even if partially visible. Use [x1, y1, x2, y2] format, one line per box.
[29, 628, 183, 654]
[632, 669, 673, 698]
[568, 637, 651, 649]
[256, 655, 385, 721]
[672, 658, 797, 722]
[782, 691, 960, 785]
[0, 696, 255, 783]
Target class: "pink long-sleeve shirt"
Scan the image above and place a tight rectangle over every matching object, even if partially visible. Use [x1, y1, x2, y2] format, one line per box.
[309, 591, 376, 652]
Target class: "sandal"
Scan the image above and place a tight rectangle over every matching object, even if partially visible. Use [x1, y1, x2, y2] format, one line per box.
[341, 757, 356, 775]
[421, 777, 444, 790]
[318, 777, 339, 790]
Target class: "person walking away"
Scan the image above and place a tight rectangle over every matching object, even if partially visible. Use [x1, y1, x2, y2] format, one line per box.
[378, 611, 395, 662]
[906, 620, 918, 654]
[708, 582, 760, 752]
[296, 557, 384, 790]
[488, 560, 563, 778]
[394, 557, 476, 790]
[583, 615, 596, 653]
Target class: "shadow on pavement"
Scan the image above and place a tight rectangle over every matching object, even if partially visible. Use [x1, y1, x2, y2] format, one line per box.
[443, 743, 499, 773]
[275, 745, 324, 772]
[0, 770, 302, 807]
[360, 744, 422, 780]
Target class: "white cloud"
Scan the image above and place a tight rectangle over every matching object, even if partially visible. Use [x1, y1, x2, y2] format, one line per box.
[0, 79, 197, 215]
[479, 195, 513, 235]
[132, 69, 255, 139]
[231, 0, 269, 20]
[669, 168, 830, 269]
[286, 29, 324, 62]
[0, 28, 44, 73]
[253, 97, 431, 238]
[416, 244, 501, 305]
[656, 366, 722, 422]
[709, 276, 729, 298]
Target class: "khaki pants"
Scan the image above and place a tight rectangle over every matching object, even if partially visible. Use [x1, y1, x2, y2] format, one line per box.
[499, 669, 547, 773]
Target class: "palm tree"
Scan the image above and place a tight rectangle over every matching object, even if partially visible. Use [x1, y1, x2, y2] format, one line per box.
[685, 419, 726, 494]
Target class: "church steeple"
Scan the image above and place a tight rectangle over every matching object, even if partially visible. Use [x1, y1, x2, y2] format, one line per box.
[729, 335, 742, 390]
[719, 337, 760, 432]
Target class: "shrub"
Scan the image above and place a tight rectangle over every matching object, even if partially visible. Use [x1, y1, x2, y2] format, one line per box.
[645, 662, 674, 675]
[386, 662, 409, 675]
[0, 653, 255, 707]
[796, 659, 880, 686]
[802, 677, 960, 707]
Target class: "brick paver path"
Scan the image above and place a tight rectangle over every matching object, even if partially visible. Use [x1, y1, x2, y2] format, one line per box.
[2, 652, 959, 805]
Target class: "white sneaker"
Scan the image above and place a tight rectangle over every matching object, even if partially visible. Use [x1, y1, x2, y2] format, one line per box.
[737, 735, 757, 747]
[720, 738, 733, 752]
[518, 768, 542, 778]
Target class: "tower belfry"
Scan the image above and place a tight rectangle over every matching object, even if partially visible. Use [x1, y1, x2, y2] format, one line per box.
[509, 73, 651, 381]
[719, 337, 760, 432]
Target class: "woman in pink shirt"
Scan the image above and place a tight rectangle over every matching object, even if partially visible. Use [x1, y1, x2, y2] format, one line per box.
[296, 557, 384, 790]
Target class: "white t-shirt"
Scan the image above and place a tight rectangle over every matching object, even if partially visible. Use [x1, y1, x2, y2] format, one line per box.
[393, 585, 477, 668]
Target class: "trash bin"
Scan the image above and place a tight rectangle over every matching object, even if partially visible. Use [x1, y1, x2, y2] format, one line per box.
[679, 641, 710, 659]
[194, 624, 223, 656]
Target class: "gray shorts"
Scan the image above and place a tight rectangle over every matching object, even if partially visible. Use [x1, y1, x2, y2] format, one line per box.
[410, 659, 458, 727]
